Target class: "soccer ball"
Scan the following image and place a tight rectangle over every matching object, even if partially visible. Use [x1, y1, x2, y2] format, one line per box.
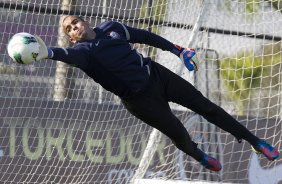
[7, 32, 40, 64]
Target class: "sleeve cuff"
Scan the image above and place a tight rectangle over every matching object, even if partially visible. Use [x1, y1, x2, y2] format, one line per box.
[47, 48, 54, 58]
[170, 44, 184, 57]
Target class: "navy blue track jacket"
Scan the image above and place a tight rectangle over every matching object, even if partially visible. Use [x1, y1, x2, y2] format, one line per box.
[51, 21, 181, 98]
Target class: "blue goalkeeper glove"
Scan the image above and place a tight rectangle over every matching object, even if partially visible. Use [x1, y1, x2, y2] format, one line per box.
[179, 48, 198, 71]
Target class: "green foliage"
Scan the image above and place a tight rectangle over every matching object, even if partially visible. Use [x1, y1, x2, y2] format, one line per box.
[139, 0, 167, 59]
[140, 0, 167, 22]
[224, 0, 282, 14]
[244, 0, 260, 13]
[244, 0, 282, 13]
[220, 43, 282, 103]
[271, 0, 282, 13]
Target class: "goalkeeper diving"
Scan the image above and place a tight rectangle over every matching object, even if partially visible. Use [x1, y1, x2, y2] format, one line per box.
[19, 15, 280, 171]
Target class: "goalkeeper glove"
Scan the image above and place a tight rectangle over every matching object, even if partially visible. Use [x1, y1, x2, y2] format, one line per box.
[34, 35, 53, 60]
[179, 48, 198, 71]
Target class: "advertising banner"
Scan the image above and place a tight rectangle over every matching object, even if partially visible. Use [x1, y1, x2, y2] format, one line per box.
[0, 98, 281, 183]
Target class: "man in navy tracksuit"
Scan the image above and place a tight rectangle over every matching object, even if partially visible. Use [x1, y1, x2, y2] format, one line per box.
[34, 15, 279, 171]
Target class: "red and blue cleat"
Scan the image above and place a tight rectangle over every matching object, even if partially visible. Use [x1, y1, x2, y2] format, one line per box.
[251, 140, 279, 161]
[199, 150, 222, 172]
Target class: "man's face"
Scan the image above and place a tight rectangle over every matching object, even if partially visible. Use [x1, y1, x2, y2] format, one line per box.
[63, 16, 91, 43]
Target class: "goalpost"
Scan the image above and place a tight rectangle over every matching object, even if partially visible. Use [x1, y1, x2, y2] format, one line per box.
[0, 0, 281, 184]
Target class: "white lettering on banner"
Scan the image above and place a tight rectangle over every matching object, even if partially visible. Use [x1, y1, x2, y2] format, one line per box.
[248, 153, 282, 184]
[3, 118, 166, 165]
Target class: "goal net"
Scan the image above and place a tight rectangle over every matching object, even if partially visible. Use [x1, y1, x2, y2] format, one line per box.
[0, 0, 281, 183]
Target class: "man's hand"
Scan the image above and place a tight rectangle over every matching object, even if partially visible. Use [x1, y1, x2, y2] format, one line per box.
[179, 48, 198, 71]
[34, 35, 52, 60]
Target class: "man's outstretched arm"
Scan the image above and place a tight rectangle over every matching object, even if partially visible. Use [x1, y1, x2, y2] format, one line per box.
[35, 35, 89, 67]
[123, 24, 199, 71]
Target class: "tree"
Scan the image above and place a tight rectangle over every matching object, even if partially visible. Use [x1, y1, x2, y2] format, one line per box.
[217, 0, 282, 114]
[220, 42, 282, 114]
[138, 0, 167, 59]
[224, 0, 282, 14]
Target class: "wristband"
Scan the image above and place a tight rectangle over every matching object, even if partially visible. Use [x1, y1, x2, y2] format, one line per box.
[171, 44, 184, 57]
[47, 48, 54, 58]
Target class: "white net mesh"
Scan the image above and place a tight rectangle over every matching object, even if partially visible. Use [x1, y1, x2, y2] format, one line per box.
[0, 0, 281, 183]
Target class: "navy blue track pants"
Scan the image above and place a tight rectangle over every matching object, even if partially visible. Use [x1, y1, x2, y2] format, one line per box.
[122, 61, 258, 160]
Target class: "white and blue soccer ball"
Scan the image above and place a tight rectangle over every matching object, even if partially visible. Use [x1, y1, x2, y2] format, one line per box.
[7, 32, 40, 64]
